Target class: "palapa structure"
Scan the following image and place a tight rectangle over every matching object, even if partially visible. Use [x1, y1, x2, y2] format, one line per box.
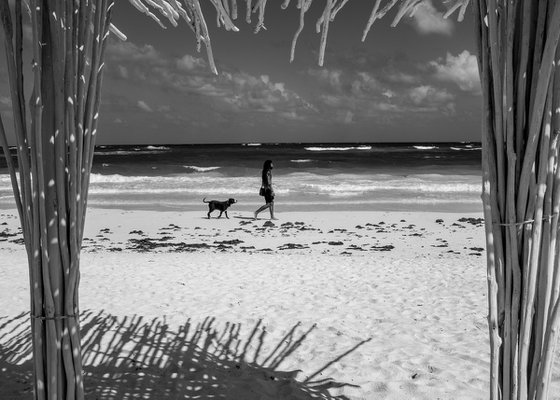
[0, 0, 559, 399]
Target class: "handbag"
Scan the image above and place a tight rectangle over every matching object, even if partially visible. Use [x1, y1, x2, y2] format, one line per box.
[259, 186, 265, 196]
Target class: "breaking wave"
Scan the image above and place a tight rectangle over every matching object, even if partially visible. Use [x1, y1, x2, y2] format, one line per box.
[304, 146, 372, 152]
[183, 166, 221, 172]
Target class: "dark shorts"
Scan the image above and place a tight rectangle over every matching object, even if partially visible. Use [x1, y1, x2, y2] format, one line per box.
[264, 188, 274, 204]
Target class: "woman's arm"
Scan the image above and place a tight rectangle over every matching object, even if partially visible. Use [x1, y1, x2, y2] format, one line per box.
[267, 171, 274, 196]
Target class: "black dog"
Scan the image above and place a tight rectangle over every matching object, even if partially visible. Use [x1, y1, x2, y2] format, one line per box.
[203, 197, 237, 219]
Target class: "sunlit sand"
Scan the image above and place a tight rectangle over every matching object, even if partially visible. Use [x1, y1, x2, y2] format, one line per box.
[3, 207, 553, 399]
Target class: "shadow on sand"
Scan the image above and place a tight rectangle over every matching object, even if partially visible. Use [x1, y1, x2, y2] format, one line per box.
[0, 311, 369, 399]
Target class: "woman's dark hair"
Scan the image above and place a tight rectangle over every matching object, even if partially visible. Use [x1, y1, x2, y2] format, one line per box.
[262, 160, 273, 183]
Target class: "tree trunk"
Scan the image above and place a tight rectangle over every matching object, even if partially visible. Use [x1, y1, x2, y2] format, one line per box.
[0, 1, 112, 398]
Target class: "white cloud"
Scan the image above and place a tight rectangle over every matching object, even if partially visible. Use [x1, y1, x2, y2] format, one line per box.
[444, 102, 456, 115]
[306, 57, 459, 120]
[137, 100, 153, 112]
[307, 68, 343, 91]
[197, 83, 223, 97]
[375, 102, 400, 112]
[382, 90, 395, 99]
[356, 72, 381, 92]
[385, 71, 417, 84]
[104, 40, 312, 120]
[411, 1, 453, 35]
[409, 85, 454, 104]
[320, 94, 343, 107]
[273, 82, 286, 96]
[176, 54, 206, 71]
[282, 111, 304, 120]
[344, 111, 354, 124]
[108, 42, 162, 64]
[430, 50, 481, 92]
[117, 66, 129, 79]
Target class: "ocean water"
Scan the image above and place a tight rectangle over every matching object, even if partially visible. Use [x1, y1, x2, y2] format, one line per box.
[0, 143, 483, 212]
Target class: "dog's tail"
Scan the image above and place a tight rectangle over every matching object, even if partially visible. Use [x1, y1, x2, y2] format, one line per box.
[202, 197, 210, 203]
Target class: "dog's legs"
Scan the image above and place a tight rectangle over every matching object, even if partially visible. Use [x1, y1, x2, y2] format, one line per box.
[225, 211, 229, 219]
[207, 210, 212, 219]
[218, 211, 223, 218]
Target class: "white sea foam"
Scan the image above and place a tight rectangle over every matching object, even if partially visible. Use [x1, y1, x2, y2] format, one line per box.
[0, 172, 481, 211]
[89, 174, 146, 183]
[304, 146, 372, 151]
[87, 187, 259, 195]
[413, 145, 437, 150]
[290, 159, 313, 163]
[94, 150, 168, 156]
[183, 165, 221, 172]
[146, 145, 171, 150]
[86, 173, 258, 193]
[89, 174, 227, 184]
[83, 173, 479, 196]
[307, 180, 479, 194]
[451, 147, 481, 151]
[243, 143, 262, 146]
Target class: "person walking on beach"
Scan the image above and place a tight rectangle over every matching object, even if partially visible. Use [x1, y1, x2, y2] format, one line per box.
[254, 160, 277, 220]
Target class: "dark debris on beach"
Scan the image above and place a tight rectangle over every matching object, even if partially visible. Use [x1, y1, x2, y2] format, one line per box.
[458, 217, 484, 226]
[0, 211, 487, 259]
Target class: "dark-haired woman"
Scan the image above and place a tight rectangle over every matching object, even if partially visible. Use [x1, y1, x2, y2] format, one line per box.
[254, 160, 277, 220]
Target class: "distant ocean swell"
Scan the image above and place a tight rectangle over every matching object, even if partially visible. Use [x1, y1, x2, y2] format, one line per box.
[0, 143, 483, 212]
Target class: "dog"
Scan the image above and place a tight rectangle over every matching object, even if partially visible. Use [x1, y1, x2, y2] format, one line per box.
[203, 197, 237, 219]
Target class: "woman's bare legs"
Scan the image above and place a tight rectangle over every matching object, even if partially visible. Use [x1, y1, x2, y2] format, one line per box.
[254, 202, 276, 220]
[254, 203, 270, 219]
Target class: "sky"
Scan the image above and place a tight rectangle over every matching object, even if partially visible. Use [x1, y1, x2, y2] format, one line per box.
[0, 1, 481, 145]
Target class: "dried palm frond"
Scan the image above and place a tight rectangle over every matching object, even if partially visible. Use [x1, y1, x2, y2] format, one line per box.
[122, 0, 471, 70]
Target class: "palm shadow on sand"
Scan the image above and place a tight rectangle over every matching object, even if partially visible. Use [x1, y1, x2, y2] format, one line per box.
[0, 311, 370, 399]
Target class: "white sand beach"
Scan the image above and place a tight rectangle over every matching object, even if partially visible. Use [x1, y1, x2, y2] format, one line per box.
[1, 207, 559, 399]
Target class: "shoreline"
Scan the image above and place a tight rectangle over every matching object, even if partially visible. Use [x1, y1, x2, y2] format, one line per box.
[0, 200, 484, 214]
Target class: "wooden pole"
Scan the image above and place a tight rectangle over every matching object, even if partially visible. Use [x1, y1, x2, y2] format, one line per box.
[0, 1, 114, 398]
